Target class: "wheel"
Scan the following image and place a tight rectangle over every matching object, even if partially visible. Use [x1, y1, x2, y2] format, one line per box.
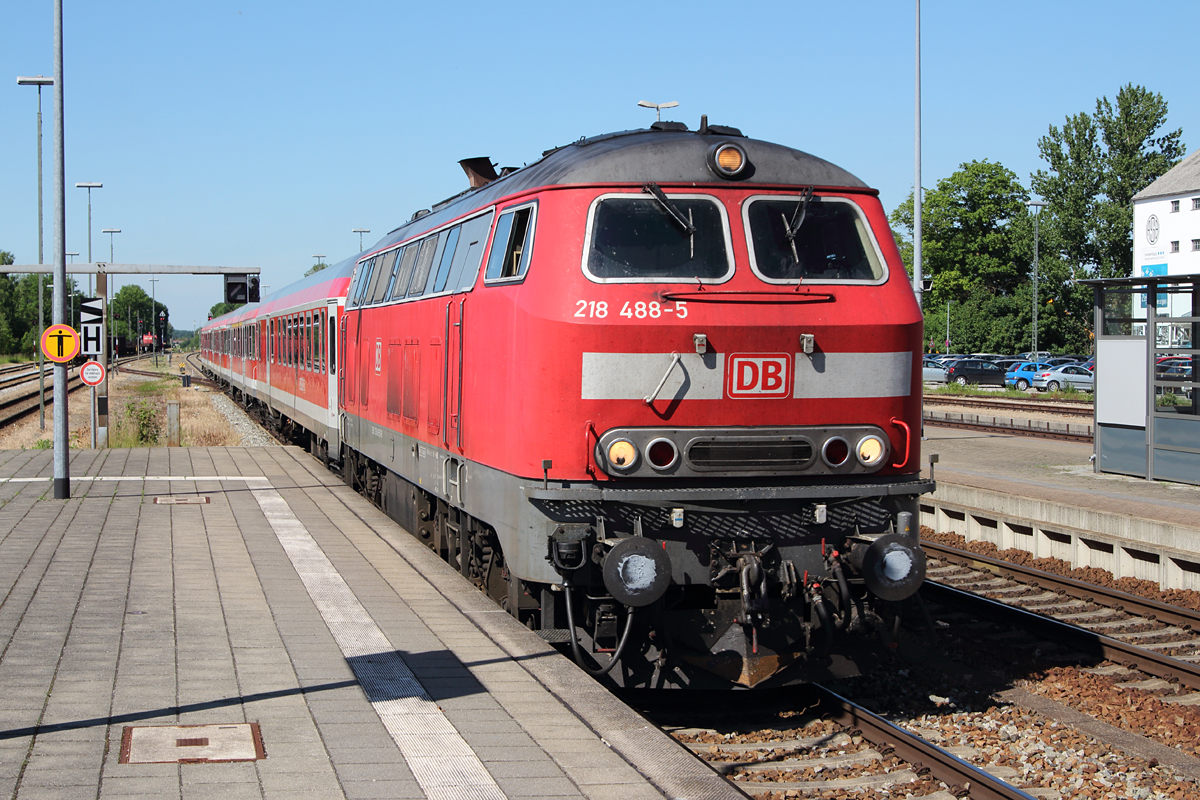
[1047, 381, 1060, 392]
[955, 376, 968, 386]
[1016, 379, 1029, 391]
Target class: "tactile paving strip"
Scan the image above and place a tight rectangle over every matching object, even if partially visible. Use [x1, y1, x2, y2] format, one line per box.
[250, 487, 507, 800]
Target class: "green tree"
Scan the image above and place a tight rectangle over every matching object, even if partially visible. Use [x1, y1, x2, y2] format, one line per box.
[111, 284, 169, 345]
[891, 160, 1031, 303]
[304, 261, 329, 277]
[1033, 84, 1185, 279]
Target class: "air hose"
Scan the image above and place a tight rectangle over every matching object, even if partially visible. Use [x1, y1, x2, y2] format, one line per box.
[563, 582, 635, 677]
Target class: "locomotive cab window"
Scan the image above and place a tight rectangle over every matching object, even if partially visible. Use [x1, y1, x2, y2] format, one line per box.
[484, 203, 537, 283]
[743, 195, 885, 284]
[583, 194, 732, 283]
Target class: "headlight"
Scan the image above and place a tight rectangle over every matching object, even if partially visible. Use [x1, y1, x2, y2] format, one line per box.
[856, 435, 886, 467]
[607, 439, 639, 471]
[707, 142, 748, 178]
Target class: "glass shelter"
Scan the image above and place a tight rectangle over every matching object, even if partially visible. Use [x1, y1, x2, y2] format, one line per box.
[1087, 273, 1200, 482]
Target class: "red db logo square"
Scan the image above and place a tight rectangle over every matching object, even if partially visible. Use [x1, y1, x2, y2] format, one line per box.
[727, 354, 791, 398]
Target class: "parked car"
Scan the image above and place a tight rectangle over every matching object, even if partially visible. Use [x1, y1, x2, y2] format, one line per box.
[1045, 356, 1082, 367]
[1016, 351, 1053, 361]
[1006, 361, 1053, 391]
[1033, 364, 1095, 393]
[946, 358, 1006, 387]
[993, 358, 1024, 374]
[922, 358, 949, 383]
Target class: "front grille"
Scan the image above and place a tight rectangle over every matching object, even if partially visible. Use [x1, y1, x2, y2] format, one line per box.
[533, 496, 894, 541]
[688, 438, 814, 470]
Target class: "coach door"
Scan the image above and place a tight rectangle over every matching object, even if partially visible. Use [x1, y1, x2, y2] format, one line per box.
[327, 302, 338, 426]
[446, 298, 464, 450]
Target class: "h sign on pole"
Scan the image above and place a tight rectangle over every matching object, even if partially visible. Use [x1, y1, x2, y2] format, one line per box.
[80, 297, 103, 356]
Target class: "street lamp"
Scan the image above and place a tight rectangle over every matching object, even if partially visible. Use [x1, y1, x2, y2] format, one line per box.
[18, 75, 55, 431]
[148, 277, 159, 366]
[637, 100, 679, 122]
[352, 229, 369, 251]
[1027, 200, 1049, 359]
[75, 181, 101, 296]
[102, 228, 120, 262]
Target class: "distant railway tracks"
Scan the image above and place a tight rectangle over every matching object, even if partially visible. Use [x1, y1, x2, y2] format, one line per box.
[923, 393, 1094, 442]
[0, 355, 163, 429]
[923, 541, 1200, 691]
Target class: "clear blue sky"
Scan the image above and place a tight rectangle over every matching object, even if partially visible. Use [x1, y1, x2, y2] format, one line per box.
[2, 1, 1196, 332]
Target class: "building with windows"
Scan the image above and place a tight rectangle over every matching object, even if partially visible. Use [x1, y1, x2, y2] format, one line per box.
[1133, 149, 1200, 283]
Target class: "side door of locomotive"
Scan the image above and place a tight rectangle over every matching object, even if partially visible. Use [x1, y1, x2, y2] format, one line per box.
[441, 211, 494, 452]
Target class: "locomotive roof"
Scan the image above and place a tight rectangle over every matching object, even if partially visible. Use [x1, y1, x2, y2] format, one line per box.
[372, 126, 869, 253]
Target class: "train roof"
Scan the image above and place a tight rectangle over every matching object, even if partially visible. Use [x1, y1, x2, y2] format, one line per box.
[370, 125, 870, 254]
[202, 257, 356, 330]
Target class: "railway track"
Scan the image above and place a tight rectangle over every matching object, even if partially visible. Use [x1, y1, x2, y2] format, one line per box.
[637, 686, 1034, 799]
[923, 541, 1200, 692]
[0, 355, 147, 429]
[923, 394, 1093, 418]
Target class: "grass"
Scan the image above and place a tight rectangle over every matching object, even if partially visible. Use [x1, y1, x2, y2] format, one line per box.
[926, 383, 1093, 402]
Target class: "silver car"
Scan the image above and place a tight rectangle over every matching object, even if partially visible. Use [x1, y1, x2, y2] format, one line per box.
[1033, 364, 1094, 393]
[922, 358, 948, 383]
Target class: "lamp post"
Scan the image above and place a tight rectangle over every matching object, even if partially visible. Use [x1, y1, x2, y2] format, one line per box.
[75, 181, 101, 296]
[102, 228, 120, 262]
[1027, 201, 1048, 359]
[352, 229, 369, 251]
[51, 0, 69, 498]
[913, 0, 923, 306]
[18, 75, 54, 431]
[637, 100, 679, 122]
[148, 277, 159, 367]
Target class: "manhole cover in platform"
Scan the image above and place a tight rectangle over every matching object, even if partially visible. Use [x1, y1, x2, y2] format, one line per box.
[153, 496, 210, 505]
[118, 724, 264, 763]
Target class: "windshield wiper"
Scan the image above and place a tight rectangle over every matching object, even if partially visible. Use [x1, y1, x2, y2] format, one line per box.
[784, 185, 815, 243]
[643, 182, 696, 235]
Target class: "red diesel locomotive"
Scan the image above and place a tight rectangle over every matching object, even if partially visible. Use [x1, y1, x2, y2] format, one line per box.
[201, 121, 933, 688]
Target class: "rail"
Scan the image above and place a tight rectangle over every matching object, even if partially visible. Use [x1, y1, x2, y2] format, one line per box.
[815, 686, 1036, 800]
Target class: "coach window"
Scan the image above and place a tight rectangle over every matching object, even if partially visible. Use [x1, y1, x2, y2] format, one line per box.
[353, 259, 376, 306]
[408, 233, 443, 298]
[329, 314, 336, 374]
[430, 226, 462, 294]
[390, 245, 421, 300]
[584, 194, 732, 283]
[449, 211, 494, 292]
[743, 195, 885, 284]
[364, 256, 389, 306]
[485, 203, 536, 283]
[308, 312, 315, 371]
[371, 250, 398, 304]
[317, 315, 324, 373]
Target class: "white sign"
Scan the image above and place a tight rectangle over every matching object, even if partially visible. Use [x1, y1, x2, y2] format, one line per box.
[80, 360, 106, 387]
[80, 297, 104, 356]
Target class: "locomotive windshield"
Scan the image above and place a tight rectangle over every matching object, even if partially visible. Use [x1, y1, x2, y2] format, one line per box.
[745, 196, 885, 283]
[585, 195, 731, 282]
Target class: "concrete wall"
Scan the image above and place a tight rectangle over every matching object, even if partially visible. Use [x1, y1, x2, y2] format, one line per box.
[921, 481, 1200, 591]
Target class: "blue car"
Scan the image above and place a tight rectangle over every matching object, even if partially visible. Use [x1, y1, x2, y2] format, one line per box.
[1005, 361, 1052, 391]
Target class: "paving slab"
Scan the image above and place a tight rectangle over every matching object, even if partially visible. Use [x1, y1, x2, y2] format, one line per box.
[0, 446, 742, 800]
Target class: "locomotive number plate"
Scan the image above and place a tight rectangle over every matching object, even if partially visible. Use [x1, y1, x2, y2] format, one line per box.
[573, 300, 688, 319]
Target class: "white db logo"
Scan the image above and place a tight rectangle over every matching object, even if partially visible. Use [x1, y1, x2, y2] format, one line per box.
[727, 354, 791, 398]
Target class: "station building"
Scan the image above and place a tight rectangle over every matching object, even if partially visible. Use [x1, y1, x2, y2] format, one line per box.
[1133, 149, 1200, 291]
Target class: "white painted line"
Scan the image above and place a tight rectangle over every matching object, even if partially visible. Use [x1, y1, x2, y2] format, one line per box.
[0, 475, 270, 483]
[249, 487, 506, 800]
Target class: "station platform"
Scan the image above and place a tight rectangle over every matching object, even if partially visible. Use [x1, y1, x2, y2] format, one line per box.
[0, 446, 737, 800]
[920, 424, 1200, 589]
